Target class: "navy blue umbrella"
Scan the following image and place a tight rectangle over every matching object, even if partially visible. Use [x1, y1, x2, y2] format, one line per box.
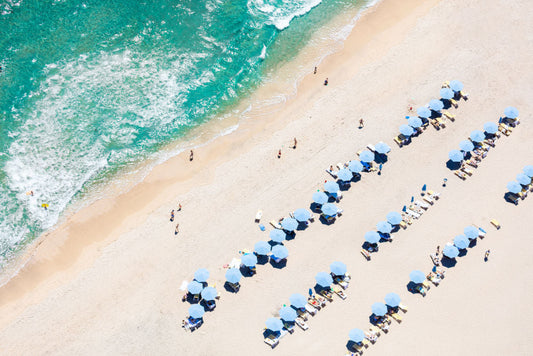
[290, 293, 307, 309]
[194, 268, 210, 283]
[507, 181, 521, 194]
[321, 203, 338, 216]
[315, 272, 333, 288]
[375, 142, 391, 154]
[459, 140, 474, 152]
[449, 80, 464, 92]
[225, 268, 243, 284]
[270, 229, 286, 243]
[483, 122, 498, 134]
[337, 168, 353, 182]
[200, 286, 217, 301]
[189, 304, 205, 319]
[409, 270, 425, 284]
[365, 231, 380, 244]
[523, 165, 533, 178]
[349, 328, 365, 343]
[454, 235, 469, 249]
[443, 245, 459, 258]
[384, 292, 401, 307]
[271, 245, 289, 260]
[279, 306, 297, 322]
[408, 117, 423, 128]
[265, 317, 283, 332]
[348, 160, 364, 173]
[449, 149, 464, 162]
[371, 302, 387, 317]
[417, 107, 431, 118]
[293, 208, 311, 222]
[516, 173, 531, 186]
[281, 217, 298, 232]
[504, 106, 519, 119]
[241, 253, 258, 267]
[377, 221, 392, 234]
[470, 130, 485, 143]
[399, 124, 415, 137]
[386, 211, 402, 225]
[188, 281, 203, 295]
[324, 181, 340, 193]
[254, 241, 271, 255]
[330, 261, 347, 276]
[429, 99, 444, 112]
[464, 226, 479, 240]
[440, 87, 454, 100]
[360, 150, 375, 163]
[313, 191, 328, 205]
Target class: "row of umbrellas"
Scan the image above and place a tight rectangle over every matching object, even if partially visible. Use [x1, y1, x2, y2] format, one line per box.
[507, 165, 533, 194]
[253, 241, 289, 259]
[364, 211, 402, 243]
[448, 122, 500, 162]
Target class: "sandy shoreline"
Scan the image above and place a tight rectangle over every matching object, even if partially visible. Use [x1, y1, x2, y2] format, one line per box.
[1, 0, 533, 355]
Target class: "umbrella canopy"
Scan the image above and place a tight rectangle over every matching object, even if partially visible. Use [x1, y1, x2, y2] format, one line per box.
[384, 292, 401, 307]
[504, 106, 519, 119]
[348, 160, 364, 173]
[200, 286, 217, 301]
[459, 140, 474, 152]
[516, 173, 531, 186]
[483, 122, 498, 134]
[271, 245, 289, 260]
[315, 272, 333, 288]
[279, 306, 297, 322]
[194, 268, 210, 283]
[371, 302, 387, 317]
[330, 261, 347, 276]
[187, 281, 203, 295]
[312, 191, 328, 205]
[265, 317, 283, 332]
[377, 221, 392, 234]
[241, 253, 258, 267]
[375, 142, 391, 154]
[409, 270, 426, 284]
[225, 268, 243, 284]
[470, 130, 485, 143]
[189, 304, 205, 319]
[448, 149, 464, 162]
[254, 241, 271, 255]
[523, 165, 533, 178]
[270, 229, 286, 243]
[281, 217, 298, 232]
[365, 231, 380, 244]
[443, 245, 459, 258]
[290, 293, 307, 309]
[507, 181, 521, 194]
[386, 211, 402, 225]
[324, 181, 340, 193]
[453, 235, 469, 249]
[417, 107, 431, 118]
[464, 225, 479, 240]
[449, 80, 464, 92]
[429, 99, 444, 112]
[321, 203, 338, 217]
[440, 87, 454, 100]
[337, 168, 353, 182]
[359, 150, 375, 163]
[399, 124, 415, 137]
[293, 208, 311, 222]
[408, 117, 423, 128]
[349, 328, 365, 343]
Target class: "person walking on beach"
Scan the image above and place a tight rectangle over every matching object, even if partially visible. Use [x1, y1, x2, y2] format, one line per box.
[293, 137, 297, 149]
[378, 163, 383, 175]
[189, 150, 194, 161]
[178, 203, 182, 211]
[359, 118, 364, 128]
[277, 149, 282, 159]
[436, 246, 440, 255]
[484, 249, 490, 261]
[314, 66, 317, 74]
[170, 209, 175, 222]
[324, 78, 328, 86]
[175, 223, 180, 235]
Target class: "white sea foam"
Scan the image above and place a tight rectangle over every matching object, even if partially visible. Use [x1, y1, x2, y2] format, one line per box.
[248, 0, 323, 30]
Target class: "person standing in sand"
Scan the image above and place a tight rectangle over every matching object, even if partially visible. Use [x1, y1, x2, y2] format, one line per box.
[484, 250, 490, 261]
[189, 150, 194, 161]
[175, 223, 180, 235]
[178, 203, 182, 211]
[359, 118, 364, 128]
[314, 66, 317, 74]
[170, 209, 175, 222]
[324, 78, 328, 86]
[277, 149, 282, 159]
[293, 138, 297, 149]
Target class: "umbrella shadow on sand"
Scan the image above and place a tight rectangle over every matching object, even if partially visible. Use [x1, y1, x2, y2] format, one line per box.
[441, 256, 457, 268]
[446, 160, 461, 170]
[269, 258, 287, 269]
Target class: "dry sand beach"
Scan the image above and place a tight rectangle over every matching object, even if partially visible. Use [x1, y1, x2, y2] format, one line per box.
[1, 0, 533, 355]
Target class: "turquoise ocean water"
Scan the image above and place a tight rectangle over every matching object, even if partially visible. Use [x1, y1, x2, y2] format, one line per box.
[0, 0, 374, 270]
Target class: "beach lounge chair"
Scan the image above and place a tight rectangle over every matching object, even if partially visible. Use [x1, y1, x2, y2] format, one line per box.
[442, 81, 450, 88]
[460, 166, 473, 176]
[360, 249, 371, 260]
[399, 220, 407, 229]
[295, 317, 309, 330]
[318, 289, 334, 302]
[366, 143, 376, 152]
[393, 135, 403, 147]
[427, 272, 441, 286]
[422, 280, 431, 290]
[307, 298, 321, 311]
[326, 168, 338, 178]
[283, 322, 295, 334]
[333, 275, 349, 289]
[332, 285, 347, 299]
[296, 307, 309, 320]
[227, 282, 240, 293]
[406, 208, 421, 219]
[398, 303, 408, 312]
[442, 110, 456, 121]
[490, 219, 501, 229]
[351, 343, 364, 352]
[459, 91, 468, 100]
[390, 312, 403, 323]
[430, 253, 440, 266]
[361, 338, 371, 348]
[269, 220, 282, 229]
[369, 325, 381, 337]
[436, 117, 446, 128]
[449, 98, 458, 108]
[472, 224, 486, 238]
[415, 200, 430, 210]
[365, 331, 378, 343]
[304, 304, 317, 316]
[454, 170, 467, 180]
[264, 334, 279, 348]
[192, 294, 200, 303]
[422, 195, 434, 205]
[466, 159, 478, 168]
[507, 193, 520, 205]
[255, 210, 262, 223]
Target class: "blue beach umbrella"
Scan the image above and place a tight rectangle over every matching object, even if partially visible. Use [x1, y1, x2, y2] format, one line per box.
[371, 302, 387, 317]
[360, 150, 375, 163]
[348, 160, 364, 173]
[440, 87, 454, 100]
[483, 122, 498, 134]
[365, 231, 380, 244]
[504, 106, 519, 119]
[313, 191, 328, 205]
[448, 149, 464, 162]
[470, 130, 485, 143]
[265, 317, 283, 332]
[377, 221, 392, 234]
[254, 241, 271, 255]
[337, 168, 353, 182]
[449, 80, 464, 92]
[384, 292, 401, 308]
[271, 245, 289, 260]
[454, 235, 469, 249]
[200, 286, 217, 301]
[225, 268, 242, 284]
[290, 293, 307, 309]
[464, 226, 479, 240]
[281, 217, 298, 232]
[279, 306, 297, 322]
[270, 229, 286, 243]
[408, 117, 423, 128]
[293, 208, 311, 222]
[516, 173, 531, 186]
[321, 203, 338, 216]
[241, 253, 258, 267]
[386, 211, 402, 225]
[417, 107, 431, 118]
[409, 270, 426, 284]
[507, 181, 521, 194]
[429, 99, 444, 112]
[443, 245, 459, 258]
[330, 261, 347, 276]
[349, 329, 365, 343]
[189, 304, 205, 319]
[399, 124, 415, 137]
[375, 142, 391, 154]
[523, 165, 533, 178]
[459, 140, 474, 152]
[187, 281, 203, 295]
[315, 272, 333, 288]
[194, 268, 210, 283]
[324, 181, 340, 193]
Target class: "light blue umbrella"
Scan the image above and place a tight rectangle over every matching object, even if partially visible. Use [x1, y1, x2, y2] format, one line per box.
[315, 272, 333, 288]
[504, 106, 519, 119]
[523, 165, 533, 178]
[365, 231, 380, 244]
[348, 160, 364, 173]
[386, 211, 402, 225]
[194, 268, 210, 283]
[417, 107, 431, 118]
[408, 117, 423, 128]
[507, 181, 521, 194]
[188, 281, 203, 295]
[384, 292, 401, 307]
[281, 217, 298, 232]
[290, 293, 307, 309]
[464, 226, 479, 240]
[330, 261, 347, 276]
[429, 99, 444, 112]
[225, 268, 242, 284]
[454, 235, 469, 249]
[449, 80, 464, 92]
[409, 270, 426, 284]
[459, 140, 474, 152]
[371, 302, 387, 317]
[470, 130, 485, 143]
[377, 221, 392, 234]
[279, 306, 297, 322]
[349, 329, 365, 343]
[265, 317, 283, 332]
[270, 229, 286, 243]
[337, 168, 353, 182]
[443, 245, 459, 258]
[360, 150, 375, 163]
[448, 149, 464, 162]
[375, 142, 391, 154]
[399, 124, 415, 137]
[254, 241, 271, 255]
[241, 253, 258, 267]
[483, 122, 498, 134]
[271, 245, 289, 260]
[189, 304, 205, 319]
[200, 286, 217, 301]
[516, 173, 531, 186]
[440, 87, 454, 100]
[293, 208, 311, 222]
[313, 191, 328, 205]
[324, 181, 340, 193]
[321, 203, 338, 216]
